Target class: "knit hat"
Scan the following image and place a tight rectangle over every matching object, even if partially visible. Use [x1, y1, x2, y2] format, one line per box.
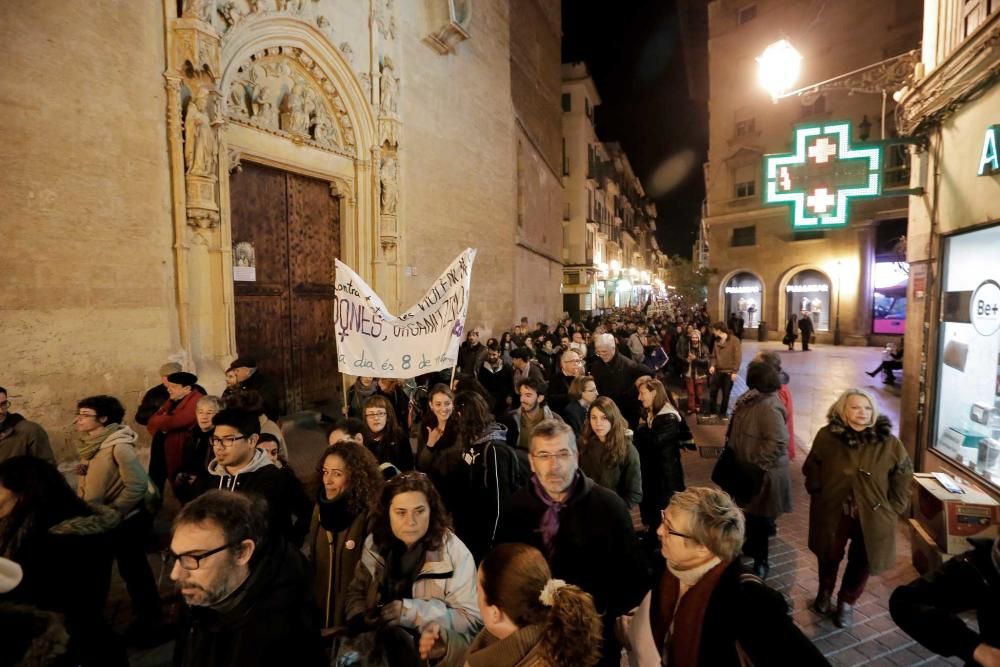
[166, 371, 198, 387]
[0, 557, 23, 593]
[159, 362, 182, 376]
[227, 356, 257, 372]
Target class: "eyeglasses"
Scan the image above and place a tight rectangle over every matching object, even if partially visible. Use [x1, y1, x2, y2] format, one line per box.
[211, 435, 247, 448]
[165, 542, 235, 571]
[365, 410, 388, 418]
[660, 509, 694, 540]
[530, 451, 574, 462]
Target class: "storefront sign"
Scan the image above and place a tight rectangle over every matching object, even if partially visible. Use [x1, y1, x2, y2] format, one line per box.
[333, 248, 476, 378]
[979, 125, 999, 176]
[725, 285, 761, 294]
[970, 279, 1000, 336]
[786, 284, 830, 293]
[763, 121, 883, 229]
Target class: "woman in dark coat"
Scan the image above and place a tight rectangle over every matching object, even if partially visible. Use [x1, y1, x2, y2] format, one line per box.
[804, 388, 912, 628]
[578, 396, 642, 508]
[727, 361, 790, 580]
[635, 379, 694, 544]
[305, 441, 383, 632]
[361, 394, 414, 472]
[562, 374, 598, 436]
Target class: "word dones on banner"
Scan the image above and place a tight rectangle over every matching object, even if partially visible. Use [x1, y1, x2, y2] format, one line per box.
[332, 249, 477, 379]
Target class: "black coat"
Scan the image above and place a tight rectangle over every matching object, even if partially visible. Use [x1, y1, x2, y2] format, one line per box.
[889, 537, 999, 665]
[544, 371, 575, 416]
[589, 353, 653, 429]
[798, 315, 815, 337]
[173, 541, 324, 667]
[135, 384, 169, 426]
[364, 430, 414, 472]
[562, 400, 587, 436]
[225, 371, 282, 421]
[496, 473, 649, 667]
[633, 409, 693, 529]
[478, 363, 515, 417]
[209, 456, 309, 546]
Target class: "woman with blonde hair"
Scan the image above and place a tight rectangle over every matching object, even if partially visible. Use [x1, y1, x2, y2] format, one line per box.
[419, 543, 603, 666]
[804, 388, 912, 628]
[579, 396, 642, 508]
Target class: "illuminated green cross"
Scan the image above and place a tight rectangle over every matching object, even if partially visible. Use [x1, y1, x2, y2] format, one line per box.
[763, 121, 883, 228]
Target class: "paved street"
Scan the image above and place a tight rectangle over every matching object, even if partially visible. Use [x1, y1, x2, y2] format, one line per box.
[684, 341, 961, 667]
[125, 341, 966, 667]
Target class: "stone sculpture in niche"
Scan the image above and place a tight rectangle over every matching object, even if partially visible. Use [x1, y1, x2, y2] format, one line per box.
[182, 0, 211, 22]
[247, 0, 262, 14]
[281, 84, 310, 135]
[218, 1, 240, 29]
[185, 87, 217, 176]
[379, 58, 398, 114]
[380, 156, 398, 215]
[228, 80, 249, 116]
[339, 42, 355, 66]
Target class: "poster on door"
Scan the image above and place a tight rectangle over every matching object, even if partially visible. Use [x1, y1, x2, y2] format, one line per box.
[333, 248, 477, 378]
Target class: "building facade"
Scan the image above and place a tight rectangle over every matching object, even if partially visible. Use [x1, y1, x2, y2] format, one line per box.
[898, 0, 1000, 497]
[560, 63, 664, 317]
[0, 0, 560, 457]
[704, 0, 921, 342]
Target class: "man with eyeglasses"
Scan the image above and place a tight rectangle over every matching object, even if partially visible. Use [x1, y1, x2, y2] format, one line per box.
[170, 490, 324, 667]
[542, 349, 584, 416]
[0, 385, 55, 464]
[205, 408, 307, 546]
[496, 419, 649, 667]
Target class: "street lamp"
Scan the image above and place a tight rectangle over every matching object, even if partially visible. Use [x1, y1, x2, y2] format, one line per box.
[757, 39, 802, 100]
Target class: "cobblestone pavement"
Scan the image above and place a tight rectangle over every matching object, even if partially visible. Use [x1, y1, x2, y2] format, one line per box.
[683, 341, 961, 667]
[128, 341, 969, 666]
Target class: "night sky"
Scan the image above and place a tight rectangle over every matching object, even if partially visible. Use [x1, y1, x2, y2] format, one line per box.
[562, 1, 708, 258]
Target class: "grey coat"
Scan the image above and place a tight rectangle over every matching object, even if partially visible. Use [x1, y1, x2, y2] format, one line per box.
[728, 391, 791, 518]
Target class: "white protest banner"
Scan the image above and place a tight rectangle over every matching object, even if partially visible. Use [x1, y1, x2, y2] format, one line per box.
[333, 248, 476, 378]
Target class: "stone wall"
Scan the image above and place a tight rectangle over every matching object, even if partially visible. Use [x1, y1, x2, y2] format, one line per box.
[0, 1, 176, 459]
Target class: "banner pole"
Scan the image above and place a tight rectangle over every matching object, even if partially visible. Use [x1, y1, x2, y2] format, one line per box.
[341, 374, 350, 416]
[449, 364, 458, 389]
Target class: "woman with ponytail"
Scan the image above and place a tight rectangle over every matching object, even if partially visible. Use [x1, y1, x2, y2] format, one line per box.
[420, 542, 603, 666]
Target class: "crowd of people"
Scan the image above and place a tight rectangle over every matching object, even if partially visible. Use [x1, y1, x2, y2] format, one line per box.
[0, 302, 995, 667]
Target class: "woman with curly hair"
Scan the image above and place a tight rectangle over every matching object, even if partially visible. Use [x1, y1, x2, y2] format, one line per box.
[419, 542, 603, 666]
[361, 394, 414, 472]
[342, 471, 481, 665]
[578, 396, 643, 508]
[305, 441, 384, 632]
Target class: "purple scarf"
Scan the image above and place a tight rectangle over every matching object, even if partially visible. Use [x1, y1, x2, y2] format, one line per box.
[530, 471, 583, 557]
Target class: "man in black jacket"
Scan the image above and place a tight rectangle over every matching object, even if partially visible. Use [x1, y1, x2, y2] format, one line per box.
[223, 357, 282, 421]
[544, 348, 584, 416]
[170, 491, 323, 667]
[477, 345, 515, 418]
[889, 537, 999, 666]
[496, 419, 649, 667]
[590, 333, 653, 429]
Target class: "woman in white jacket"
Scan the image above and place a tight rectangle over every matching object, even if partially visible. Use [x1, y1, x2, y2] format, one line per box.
[342, 471, 482, 665]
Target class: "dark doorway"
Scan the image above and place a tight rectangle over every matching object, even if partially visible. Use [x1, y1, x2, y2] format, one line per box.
[230, 162, 341, 416]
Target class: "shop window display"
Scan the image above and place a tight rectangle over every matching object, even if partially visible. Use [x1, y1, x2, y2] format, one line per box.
[785, 269, 831, 331]
[933, 224, 1000, 486]
[723, 272, 762, 327]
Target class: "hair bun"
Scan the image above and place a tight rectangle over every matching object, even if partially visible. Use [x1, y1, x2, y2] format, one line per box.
[539, 578, 568, 607]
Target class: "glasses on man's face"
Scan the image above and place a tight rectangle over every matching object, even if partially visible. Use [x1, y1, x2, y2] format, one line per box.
[165, 542, 235, 571]
[660, 509, 694, 539]
[365, 410, 388, 418]
[530, 450, 574, 463]
[211, 435, 247, 448]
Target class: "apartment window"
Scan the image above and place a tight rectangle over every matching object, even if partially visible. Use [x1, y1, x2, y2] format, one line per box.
[561, 93, 571, 112]
[731, 225, 757, 247]
[962, 0, 997, 37]
[733, 164, 756, 198]
[735, 118, 756, 136]
[565, 272, 580, 285]
[737, 3, 757, 24]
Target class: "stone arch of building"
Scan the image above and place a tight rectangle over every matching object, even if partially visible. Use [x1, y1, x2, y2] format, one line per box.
[717, 268, 766, 324]
[776, 263, 834, 329]
[219, 16, 380, 283]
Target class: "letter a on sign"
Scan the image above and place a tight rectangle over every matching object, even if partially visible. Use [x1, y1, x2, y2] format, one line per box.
[979, 126, 999, 177]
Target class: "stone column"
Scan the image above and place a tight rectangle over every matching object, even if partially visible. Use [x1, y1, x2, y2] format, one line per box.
[853, 222, 876, 343]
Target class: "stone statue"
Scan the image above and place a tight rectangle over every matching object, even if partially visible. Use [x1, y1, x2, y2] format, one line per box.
[218, 1, 239, 28]
[184, 88, 217, 176]
[339, 42, 355, 66]
[281, 84, 310, 134]
[250, 83, 277, 127]
[182, 0, 210, 22]
[380, 156, 398, 215]
[247, 0, 262, 13]
[312, 109, 335, 145]
[379, 59, 398, 114]
[228, 81, 248, 116]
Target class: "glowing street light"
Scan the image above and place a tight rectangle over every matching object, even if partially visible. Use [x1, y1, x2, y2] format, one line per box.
[757, 39, 802, 100]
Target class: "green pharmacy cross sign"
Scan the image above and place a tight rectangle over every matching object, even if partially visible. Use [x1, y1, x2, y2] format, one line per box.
[763, 121, 883, 228]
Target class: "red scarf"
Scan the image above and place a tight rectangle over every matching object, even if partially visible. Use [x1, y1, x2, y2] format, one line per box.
[650, 559, 729, 666]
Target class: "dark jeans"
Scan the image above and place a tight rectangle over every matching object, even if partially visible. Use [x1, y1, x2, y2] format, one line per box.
[818, 513, 871, 605]
[743, 514, 773, 565]
[113, 510, 162, 623]
[707, 372, 734, 416]
[800, 332, 812, 350]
